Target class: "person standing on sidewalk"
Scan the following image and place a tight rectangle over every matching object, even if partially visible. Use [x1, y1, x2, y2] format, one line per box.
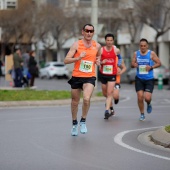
[13, 47, 23, 87]
[28, 51, 37, 88]
[99, 33, 122, 119]
[64, 24, 101, 136]
[22, 49, 30, 87]
[131, 38, 161, 121]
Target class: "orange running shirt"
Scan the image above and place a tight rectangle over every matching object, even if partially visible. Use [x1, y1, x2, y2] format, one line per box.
[72, 40, 98, 77]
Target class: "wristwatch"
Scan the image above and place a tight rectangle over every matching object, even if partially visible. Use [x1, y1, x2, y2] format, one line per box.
[150, 66, 153, 70]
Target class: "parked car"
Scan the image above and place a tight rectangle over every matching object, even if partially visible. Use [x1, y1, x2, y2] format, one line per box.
[1, 65, 5, 76]
[127, 65, 170, 84]
[39, 62, 70, 79]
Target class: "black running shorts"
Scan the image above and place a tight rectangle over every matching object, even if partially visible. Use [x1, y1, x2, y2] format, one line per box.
[99, 73, 116, 85]
[68, 76, 96, 89]
[135, 76, 154, 93]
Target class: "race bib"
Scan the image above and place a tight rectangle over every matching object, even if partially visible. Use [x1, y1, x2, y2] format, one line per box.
[102, 65, 113, 74]
[139, 65, 148, 74]
[79, 60, 93, 73]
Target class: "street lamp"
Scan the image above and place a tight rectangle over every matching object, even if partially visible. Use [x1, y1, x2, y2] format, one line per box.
[91, 0, 98, 94]
[91, 0, 98, 42]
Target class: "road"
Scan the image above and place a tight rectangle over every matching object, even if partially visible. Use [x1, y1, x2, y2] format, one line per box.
[0, 78, 170, 170]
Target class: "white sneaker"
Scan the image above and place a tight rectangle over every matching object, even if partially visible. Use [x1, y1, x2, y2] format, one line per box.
[80, 122, 87, 134]
[71, 124, 78, 136]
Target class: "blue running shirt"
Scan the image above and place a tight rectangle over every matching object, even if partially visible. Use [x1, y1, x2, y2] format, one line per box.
[136, 50, 154, 80]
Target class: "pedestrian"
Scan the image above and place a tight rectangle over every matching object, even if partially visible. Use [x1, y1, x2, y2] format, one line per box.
[110, 58, 126, 116]
[131, 38, 161, 121]
[22, 49, 30, 87]
[0, 59, 3, 77]
[13, 47, 23, 87]
[64, 24, 101, 136]
[99, 33, 122, 119]
[28, 51, 37, 88]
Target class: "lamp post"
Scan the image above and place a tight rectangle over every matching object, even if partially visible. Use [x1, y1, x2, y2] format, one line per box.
[91, 0, 98, 41]
[91, 0, 98, 94]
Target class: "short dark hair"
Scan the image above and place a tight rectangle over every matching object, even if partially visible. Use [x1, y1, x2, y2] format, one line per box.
[29, 50, 35, 56]
[105, 33, 114, 40]
[14, 46, 21, 53]
[140, 38, 148, 44]
[82, 24, 94, 31]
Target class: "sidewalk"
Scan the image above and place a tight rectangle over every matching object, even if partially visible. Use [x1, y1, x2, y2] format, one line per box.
[0, 96, 105, 107]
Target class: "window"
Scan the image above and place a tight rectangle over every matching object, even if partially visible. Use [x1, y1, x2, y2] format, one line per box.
[0, 0, 17, 9]
[6, 0, 17, 9]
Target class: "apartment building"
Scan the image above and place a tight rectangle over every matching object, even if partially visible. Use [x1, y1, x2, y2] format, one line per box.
[0, 0, 17, 9]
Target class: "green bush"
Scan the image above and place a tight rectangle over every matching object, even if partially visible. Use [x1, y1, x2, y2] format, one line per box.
[165, 125, 170, 133]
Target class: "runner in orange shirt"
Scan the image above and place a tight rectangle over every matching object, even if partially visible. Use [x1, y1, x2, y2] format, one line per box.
[64, 24, 101, 136]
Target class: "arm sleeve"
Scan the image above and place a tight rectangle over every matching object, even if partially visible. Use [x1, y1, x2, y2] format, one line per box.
[117, 54, 122, 66]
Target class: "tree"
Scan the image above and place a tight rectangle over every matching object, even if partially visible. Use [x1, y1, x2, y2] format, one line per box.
[37, 4, 76, 62]
[134, 0, 170, 53]
[0, 0, 38, 55]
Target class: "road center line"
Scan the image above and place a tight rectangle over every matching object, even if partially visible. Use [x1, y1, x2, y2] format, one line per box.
[114, 126, 170, 161]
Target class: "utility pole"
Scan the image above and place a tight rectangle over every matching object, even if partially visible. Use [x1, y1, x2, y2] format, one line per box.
[91, 0, 98, 42]
[91, 0, 98, 94]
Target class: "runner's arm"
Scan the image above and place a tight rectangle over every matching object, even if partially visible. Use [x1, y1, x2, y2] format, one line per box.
[131, 52, 138, 68]
[96, 43, 102, 66]
[148, 51, 161, 70]
[119, 59, 127, 75]
[64, 42, 79, 64]
[115, 47, 122, 66]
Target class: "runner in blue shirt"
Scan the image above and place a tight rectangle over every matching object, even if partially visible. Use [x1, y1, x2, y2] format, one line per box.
[131, 38, 161, 121]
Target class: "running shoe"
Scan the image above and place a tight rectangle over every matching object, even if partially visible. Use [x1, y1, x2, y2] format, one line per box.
[110, 109, 115, 116]
[139, 114, 145, 121]
[80, 122, 87, 134]
[71, 124, 78, 136]
[147, 103, 152, 114]
[114, 99, 119, 104]
[104, 110, 110, 119]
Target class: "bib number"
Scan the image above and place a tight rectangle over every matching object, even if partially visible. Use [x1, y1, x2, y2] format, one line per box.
[102, 65, 113, 74]
[139, 65, 148, 74]
[79, 60, 93, 73]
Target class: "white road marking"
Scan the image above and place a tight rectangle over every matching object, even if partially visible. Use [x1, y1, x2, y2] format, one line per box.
[114, 126, 170, 161]
[164, 99, 170, 103]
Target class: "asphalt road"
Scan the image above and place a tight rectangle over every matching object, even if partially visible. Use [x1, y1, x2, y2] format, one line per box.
[0, 79, 170, 170]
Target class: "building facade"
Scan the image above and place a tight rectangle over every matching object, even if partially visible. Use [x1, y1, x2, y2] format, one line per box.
[0, 0, 17, 9]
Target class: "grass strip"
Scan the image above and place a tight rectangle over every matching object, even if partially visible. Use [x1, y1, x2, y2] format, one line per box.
[0, 89, 71, 101]
[165, 125, 170, 133]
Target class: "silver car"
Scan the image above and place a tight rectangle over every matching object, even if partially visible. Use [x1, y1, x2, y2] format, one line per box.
[39, 62, 69, 79]
[127, 65, 170, 84]
[1, 65, 5, 76]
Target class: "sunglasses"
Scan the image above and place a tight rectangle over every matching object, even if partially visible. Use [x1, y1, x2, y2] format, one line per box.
[84, 29, 94, 33]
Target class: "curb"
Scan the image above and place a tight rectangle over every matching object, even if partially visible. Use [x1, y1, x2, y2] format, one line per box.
[0, 96, 106, 107]
[150, 127, 170, 148]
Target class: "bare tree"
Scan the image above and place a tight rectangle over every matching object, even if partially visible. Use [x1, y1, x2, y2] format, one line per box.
[37, 4, 76, 62]
[0, 0, 38, 54]
[134, 0, 170, 53]
[119, 7, 141, 59]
